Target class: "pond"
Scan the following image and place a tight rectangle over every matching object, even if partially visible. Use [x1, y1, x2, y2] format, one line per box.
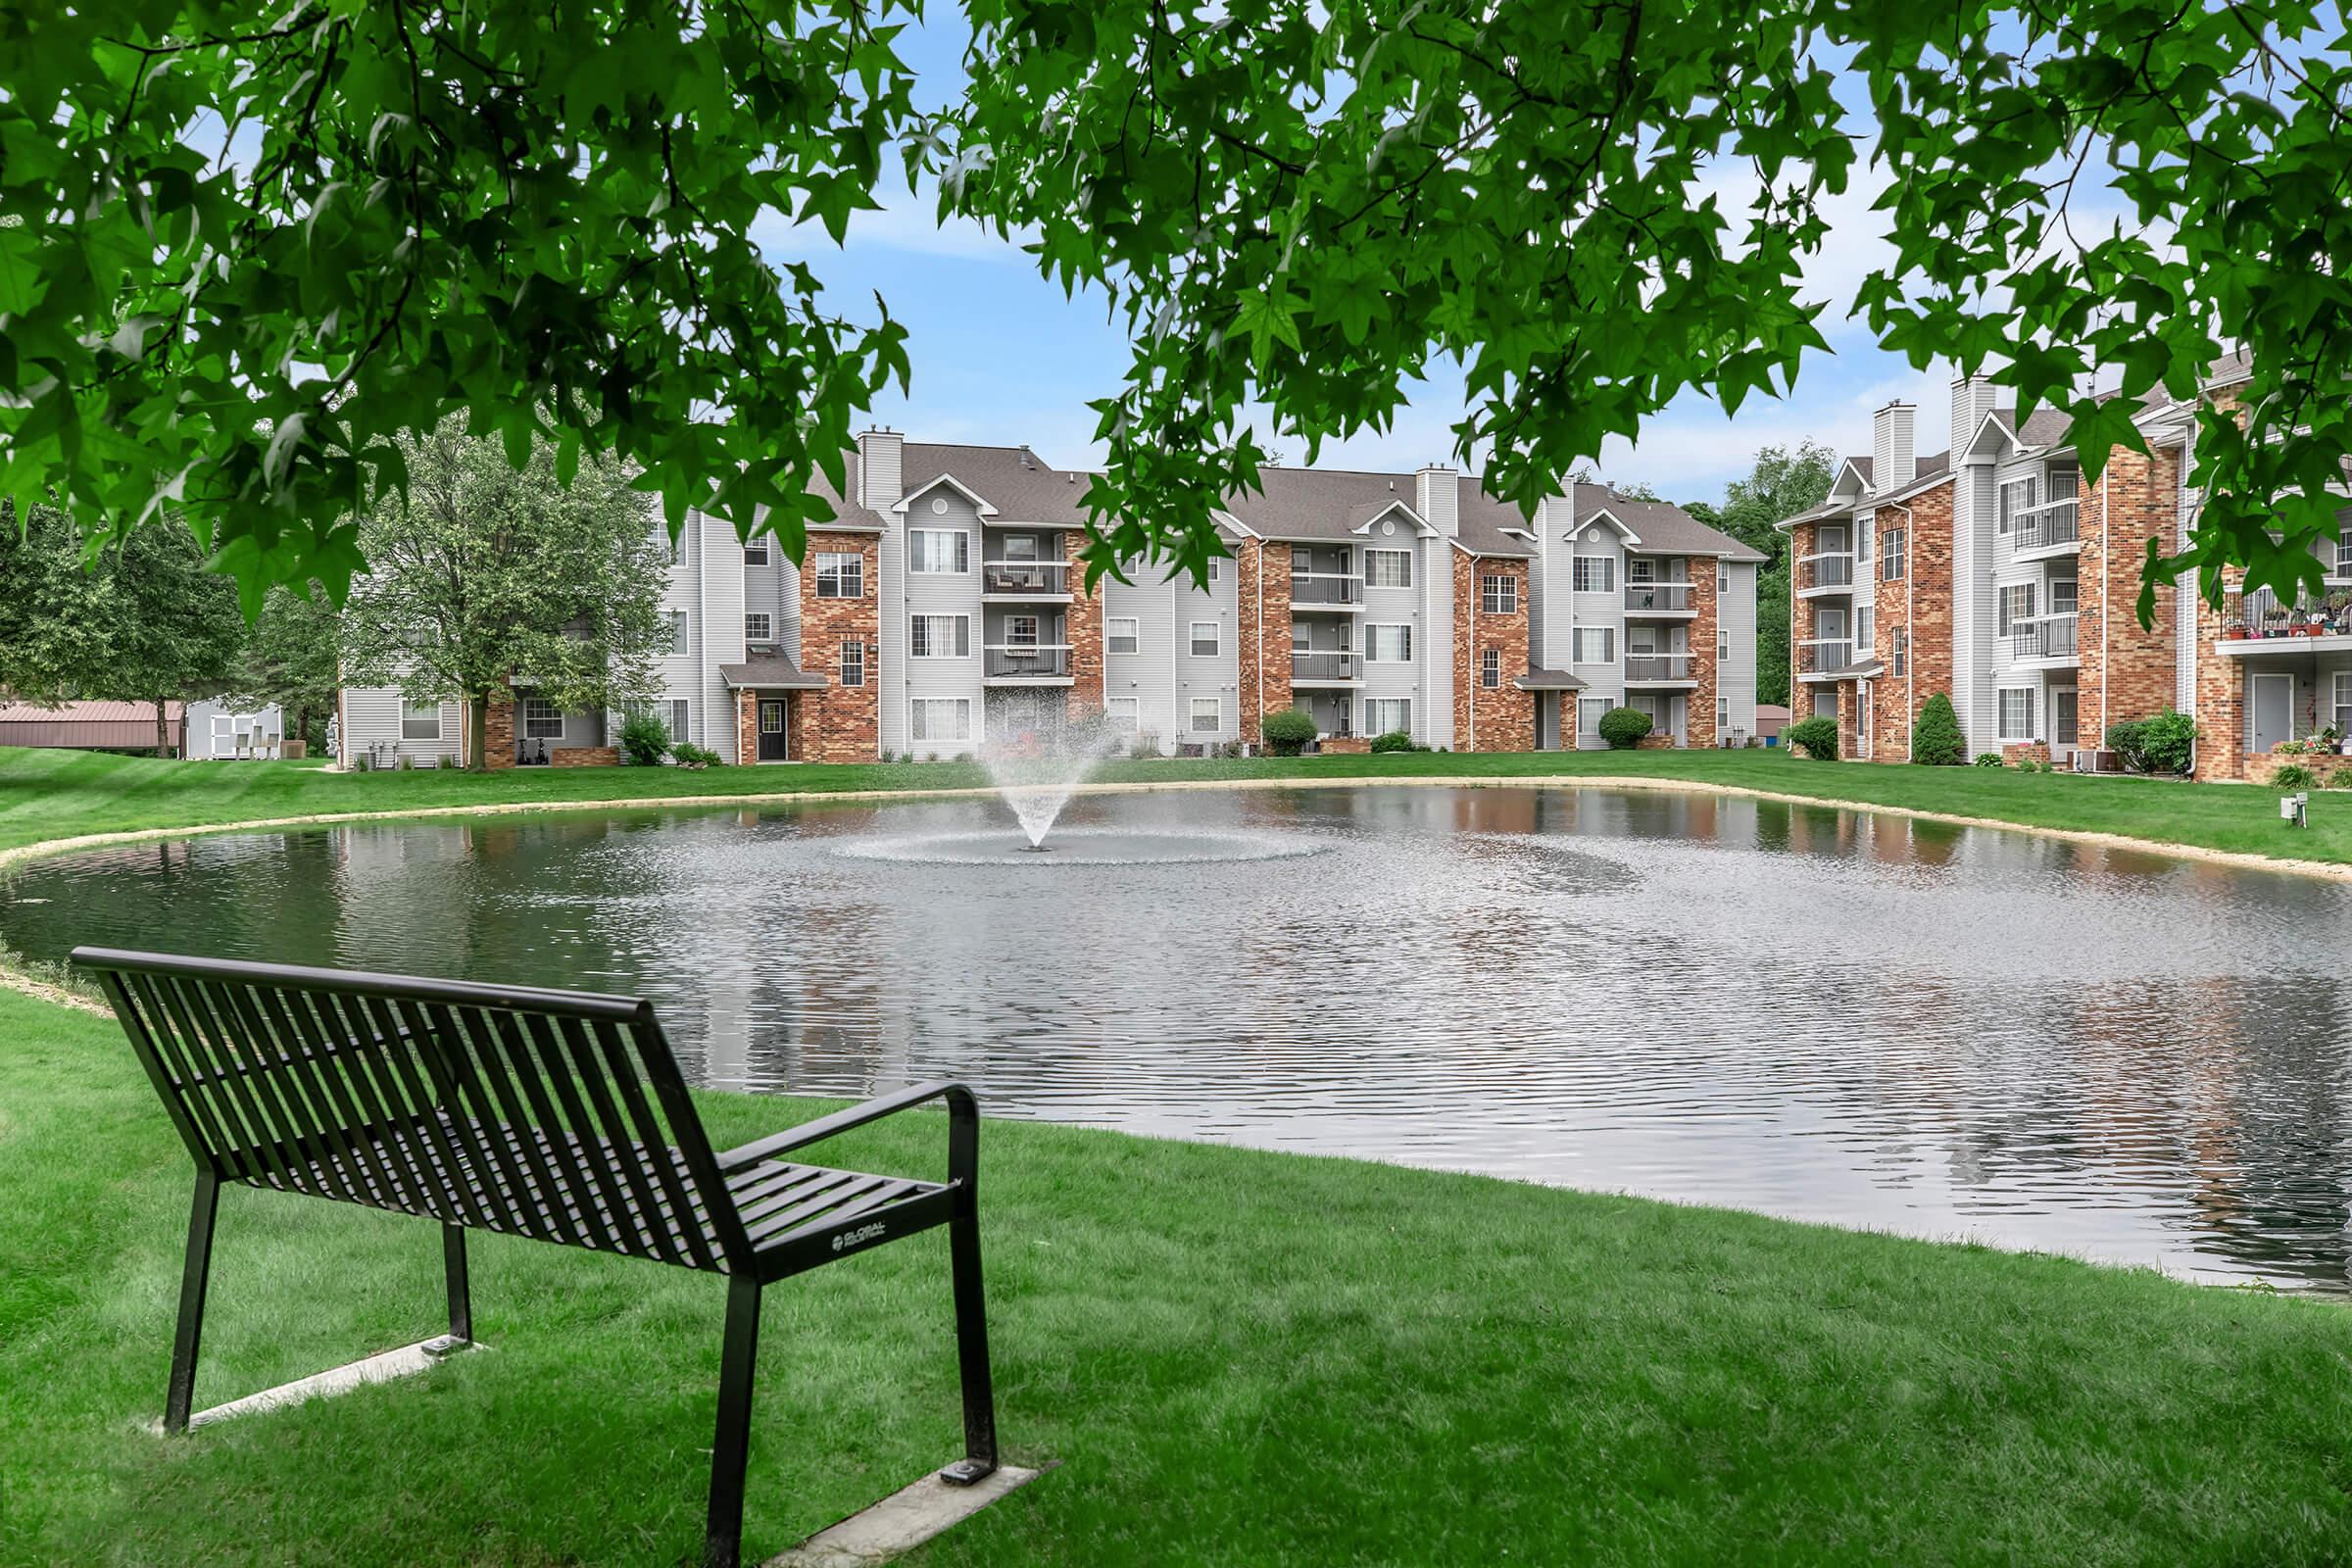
[8, 784, 2351, 1294]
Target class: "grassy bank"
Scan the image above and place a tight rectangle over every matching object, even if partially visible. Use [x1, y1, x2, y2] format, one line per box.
[5, 986, 2349, 1564]
[2, 744, 2345, 868]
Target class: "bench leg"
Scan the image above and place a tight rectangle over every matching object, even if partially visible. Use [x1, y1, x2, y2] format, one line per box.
[441, 1224, 471, 1345]
[165, 1172, 220, 1435]
[702, 1274, 762, 1568]
[941, 1202, 1000, 1485]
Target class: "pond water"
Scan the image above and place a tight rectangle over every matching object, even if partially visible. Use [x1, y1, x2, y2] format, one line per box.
[8, 784, 2351, 1293]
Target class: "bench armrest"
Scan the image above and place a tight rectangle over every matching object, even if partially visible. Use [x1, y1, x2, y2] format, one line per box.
[715, 1080, 976, 1174]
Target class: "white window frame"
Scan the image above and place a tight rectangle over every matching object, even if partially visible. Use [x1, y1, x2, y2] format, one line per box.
[1366, 549, 1413, 589]
[1998, 687, 2035, 742]
[1717, 563, 1729, 591]
[744, 612, 773, 643]
[814, 552, 864, 599]
[2335, 670, 2352, 733]
[1480, 648, 1500, 688]
[838, 639, 865, 688]
[1364, 698, 1412, 736]
[1998, 582, 2036, 637]
[1107, 616, 1139, 655]
[1189, 696, 1221, 734]
[742, 537, 770, 565]
[1004, 613, 1040, 648]
[1571, 626, 1615, 664]
[908, 528, 970, 574]
[1716, 697, 1730, 729]
[1366, 623, 1412, 662]
[523, 697, 564, 739]
[1998, 476, 2036, 536]
[1189, 620, 1219, 657]
[1572, 554, 1616, 594]
[400, 699, 441, 742]
[1105, 696, 1140, 734]
[1717, 628, 1730, 660]
[1881, 526, 1906, 581]
[2335, 529, 2352, 578]
[1206, 559, 1222, 582]
[910, 698, 971, 743]
[668, 611, 688, 655]
[1480, 573, 1517, 614]
[2049, 579, 2079, 615]
[909, 614, 971, 659]
[1889, 626, 1908, 678]
[1578, 696, 1612, 734]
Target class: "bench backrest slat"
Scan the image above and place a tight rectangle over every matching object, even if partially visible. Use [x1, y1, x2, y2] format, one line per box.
[77, 948, 753, 1274]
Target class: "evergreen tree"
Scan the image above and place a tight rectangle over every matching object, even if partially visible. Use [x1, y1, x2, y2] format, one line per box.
[1913, 692, 1965, 765]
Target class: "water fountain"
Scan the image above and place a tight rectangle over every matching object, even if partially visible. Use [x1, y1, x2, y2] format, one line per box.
[977, 711, 1125, 852]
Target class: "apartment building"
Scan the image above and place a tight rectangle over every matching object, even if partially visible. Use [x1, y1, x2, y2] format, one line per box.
[340, 428, 1762, 764]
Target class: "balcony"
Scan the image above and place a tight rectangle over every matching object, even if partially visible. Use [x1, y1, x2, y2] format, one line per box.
[982, 560, 1070, 600]
[2219, 593, 2352, 656]
[1795, 638, 1854, 678]
[2011, 500, 2081, 557]
[1623, 581, 1695, 616]
[1623, 653, 1694, 684]
[1291, 650, 1363, 683]
[1796, 553, 1854, 594]
[1291, 572, 1363, 610]
[2006, 614, 2080, 663]
[984, 645, 1073, 681]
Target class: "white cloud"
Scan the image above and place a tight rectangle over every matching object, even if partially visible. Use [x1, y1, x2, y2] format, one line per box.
[749, 176, 1038, 266]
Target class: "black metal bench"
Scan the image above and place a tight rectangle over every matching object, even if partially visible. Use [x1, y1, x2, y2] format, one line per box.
[74, 946, 999, 1568]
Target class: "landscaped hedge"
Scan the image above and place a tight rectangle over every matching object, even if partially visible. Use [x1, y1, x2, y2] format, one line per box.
[2106, 710, 2198, 775]
[1596, 707, 1652, 750]
[1787, 715, 1839, 760]
[1912, 693, 1964, 765]
[1261, 707, 1317, 757]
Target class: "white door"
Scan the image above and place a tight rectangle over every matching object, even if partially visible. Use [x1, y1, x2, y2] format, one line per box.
[2252, 672, 2294, 754]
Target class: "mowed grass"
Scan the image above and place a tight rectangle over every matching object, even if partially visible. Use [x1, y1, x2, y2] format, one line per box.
[3, 744, 2346, 867]
[6, 987, 2352, 1566]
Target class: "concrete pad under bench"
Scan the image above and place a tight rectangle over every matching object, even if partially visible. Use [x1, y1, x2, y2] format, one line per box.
[766, 1464, 1045, 1567]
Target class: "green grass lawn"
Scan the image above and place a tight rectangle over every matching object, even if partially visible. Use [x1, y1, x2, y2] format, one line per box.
[5, 986, 2351, 1565]
[2, 744, 2346, 867]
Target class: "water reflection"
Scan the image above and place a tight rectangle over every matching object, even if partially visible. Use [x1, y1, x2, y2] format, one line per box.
[8, 786, 2352, 1294]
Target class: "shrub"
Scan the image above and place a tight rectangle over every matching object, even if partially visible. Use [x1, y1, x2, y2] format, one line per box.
[2108, 709, 2197, 775]
[2105, 718, 2147, 770]
[1787, 715, 1839, 760]
[1595, 707, 1652, 750]
[1262, 707, 1318, 756]
[397, 754, 414, 770]
[1369, 730, 1416, 754]
[1974, 752, 2004, 767]
[670, 742, 720, 769]
[353, 753, 372, 772]
[1912, 692, 1964, 764]
[2272, 763, 2318, 790]
[436, 754, 459, 769]
[1129, 731, 1160, 760]
[619, 711, 672, 766]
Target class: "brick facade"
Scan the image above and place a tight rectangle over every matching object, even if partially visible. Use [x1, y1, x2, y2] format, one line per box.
[1235, 539, 1295, 744]
[1867, 479, 1955, 761]
[1688, 556, 1719, 749]
[2192, 574, 2248, 780]
[2078, 443, 2182, 748]
[483, 688, 514, 770]
[793, 528, 881, 762]
[1065, 533, 1106, 724]
[1451, 553, 1533, 752]
[549, 746, 619, 767]
[737, 687, 760, 766]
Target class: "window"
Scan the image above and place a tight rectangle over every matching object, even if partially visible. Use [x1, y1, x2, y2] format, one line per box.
[1367, 549, 1412, 588]
[668, 611, 688, 655]
[1004, 614, 1040, 649]
[1572, 554, 1616, 594]
[1578, 697, 1611, 734]
[1881, 526, 1906, 581]
[659, 700, 689, 742]
[400, 699, 441, 741]
[1998, 688, 2035, 741]
[2336, 670, 2351, 734]
[2050, 580, 2079, 615]
[523, 698, 564, 739]
[743, 537, 770, 565]
[911, 699, 971, 742]
[1571, 626, 1615, 663]
[1108, 616, 1139, 655]
[1000, 532, 1041, 563]
[1717, 697, 1731, 729]
[1812, 692, 1837, 719]
[1207, 558, 1222, 582]
[1851, 521, 1870, 569]
[814, 552, 863, 598]
[1998, 476, 2036, 536]
[1365, 699, 1411, 736]
[1481, 573, 1517, 613]
[744, 612, 773, 644]
[1717, 629, 1730, 660]
[1190, 697, 1221, 733]
[1889, 627, 1909, 677]
[2336, 530, 2352, 577]
[1997, 583, 2036, 637]
[1481, 648, 1501, 688]
[1190, 621, 1219, 657]
[1106, 697, 1140, 734]
[1718, 563, 1729, 592]
[838, 639, 865, 687]
[1852, 602, 1873, 653]
[1366, 624, 1412, 662]
[908, 529, 969, 573]
[909, 614, 970, 658]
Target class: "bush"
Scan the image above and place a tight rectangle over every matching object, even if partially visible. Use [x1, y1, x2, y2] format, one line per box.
[1130, 731, 1160, 760]
[1787, 715, 1839, 760]
[1974, 752, 2004, 767]
[2272, 763, 2318, 791]
[1595, 707, 1652, 750]
[2108, 710, 2197, 775]
[619, 711, 673, 766]
[1369, 730, 1417, 754]
[436, 754, 459, 769]
[670, 742, 720, 769]
[1262, 708, 1318, 757]
[1912, 692, 1964, 764]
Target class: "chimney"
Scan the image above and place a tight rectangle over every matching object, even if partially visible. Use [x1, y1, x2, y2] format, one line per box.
[856, 428, 903, 512]
[1872, 401, 1916, 491]
[1950, 373, 1998, 462]
[1414, 463, 1459, 539]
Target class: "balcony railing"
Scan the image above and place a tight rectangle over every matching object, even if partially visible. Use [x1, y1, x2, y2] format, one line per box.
[1624, 581, 1693, 612]
[2012, 499, 2081, 552]
[984, 644, 1072, 677]
[1795, 638, 1851, 675]
[1291, 650, 1362, 681]
[1797, 553, 1853, 590]
[1291, 572, 1363, 607]
[2006, 615, 2080, 661]
[982, 560, 1068, 595]
[1624, 654, 1692, 681]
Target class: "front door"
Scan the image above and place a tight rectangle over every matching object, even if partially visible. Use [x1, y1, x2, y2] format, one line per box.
[2051, 687, 2080, 752]
[2252, 672, 2294, 754]
[757, 698, 789, 760]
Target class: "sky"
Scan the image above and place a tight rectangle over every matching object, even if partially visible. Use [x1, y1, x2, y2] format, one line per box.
[773, 16, 1975, 511]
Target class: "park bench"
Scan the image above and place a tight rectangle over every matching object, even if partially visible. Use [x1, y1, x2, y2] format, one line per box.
[74, 946, 999, 1568]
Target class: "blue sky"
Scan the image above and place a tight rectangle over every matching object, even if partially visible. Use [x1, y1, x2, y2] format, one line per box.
[774, 16, 1978, 509]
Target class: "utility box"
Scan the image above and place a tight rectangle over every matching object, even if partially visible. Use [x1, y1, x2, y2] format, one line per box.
[2282, 792, 2309, 827]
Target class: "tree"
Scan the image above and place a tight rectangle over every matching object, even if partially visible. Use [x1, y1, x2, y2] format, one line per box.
[220, 588, 345, 753]
[1698, 441, 1838, 708]
[1913, 693, 1965, 765]
[337, 423, 671, 770]
[0, 503, 245, 753]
